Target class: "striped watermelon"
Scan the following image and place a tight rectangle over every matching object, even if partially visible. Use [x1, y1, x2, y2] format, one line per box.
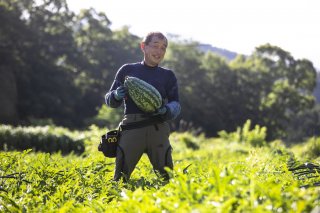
[124, 76, 162, 113]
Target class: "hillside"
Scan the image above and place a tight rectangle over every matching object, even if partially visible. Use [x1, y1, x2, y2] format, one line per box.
[198, 44, 238, 60]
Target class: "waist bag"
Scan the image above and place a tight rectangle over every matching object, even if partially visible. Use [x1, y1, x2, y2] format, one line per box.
[98, 115, 165, 158]
[98, 129, 119, 158]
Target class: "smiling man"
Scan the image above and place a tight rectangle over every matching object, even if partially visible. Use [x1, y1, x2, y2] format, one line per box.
[105, 32, 181, 182]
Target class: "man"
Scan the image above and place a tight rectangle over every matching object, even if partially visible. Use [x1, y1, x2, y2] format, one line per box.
[105, 32, 181, 181]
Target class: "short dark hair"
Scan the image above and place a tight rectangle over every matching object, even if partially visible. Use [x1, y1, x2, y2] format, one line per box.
[143, 32, 168, 46]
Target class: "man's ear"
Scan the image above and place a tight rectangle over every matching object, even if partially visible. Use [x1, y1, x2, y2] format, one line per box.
[140, 42, 145, 51]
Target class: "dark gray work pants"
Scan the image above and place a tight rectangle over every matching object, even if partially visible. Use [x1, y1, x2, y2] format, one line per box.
[114, 114, 173, 181]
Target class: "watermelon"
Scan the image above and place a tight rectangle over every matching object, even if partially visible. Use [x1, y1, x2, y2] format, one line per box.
[124, 76, 162, 113]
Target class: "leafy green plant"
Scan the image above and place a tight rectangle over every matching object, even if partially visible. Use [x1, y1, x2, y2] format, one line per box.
[174, 132, 204, 150]
[218, 120, 267, 147]
[0, 127, 319, 212]
[291, 137, 320, 160]
[304, 137, 320, 159]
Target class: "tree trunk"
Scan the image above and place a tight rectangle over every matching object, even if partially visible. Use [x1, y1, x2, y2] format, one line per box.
[0, 66, 18, 124]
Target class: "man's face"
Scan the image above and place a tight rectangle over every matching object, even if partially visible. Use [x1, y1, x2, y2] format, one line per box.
[141, 36, 167, 67]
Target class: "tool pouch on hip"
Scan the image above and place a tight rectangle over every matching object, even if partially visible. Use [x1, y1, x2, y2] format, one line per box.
[98, 129, 119, 158]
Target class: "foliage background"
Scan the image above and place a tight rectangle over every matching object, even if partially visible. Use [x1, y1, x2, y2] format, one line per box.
[1, 1, 320, 210]
[1, 0, 320, 142]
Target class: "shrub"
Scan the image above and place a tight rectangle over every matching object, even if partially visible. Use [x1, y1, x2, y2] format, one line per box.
[0, 125, 85, 155]
[218, 120, 267, 147]
[302, 137, 320, 159]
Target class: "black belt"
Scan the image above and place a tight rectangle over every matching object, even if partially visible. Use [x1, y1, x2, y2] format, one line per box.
[120, 115, 165, 131]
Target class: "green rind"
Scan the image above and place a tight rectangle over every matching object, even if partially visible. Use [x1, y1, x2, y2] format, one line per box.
[124, 76, 162, 112]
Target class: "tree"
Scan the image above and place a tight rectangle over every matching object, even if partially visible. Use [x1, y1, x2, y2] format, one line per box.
[163, 41, 207, 132]
[286, 104, 320, 142]
[313, 72, 320, 103]
[72, 11, 142, 126]
[0, 0, 32, 124]
[0, 0, 86, 126]
[246, 44, 316, 139]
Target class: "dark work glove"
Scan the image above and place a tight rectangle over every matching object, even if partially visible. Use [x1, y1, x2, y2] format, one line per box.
[114, 86, 127, 101]
[153, 106, 167, 115]
[154, 101, 181, 120]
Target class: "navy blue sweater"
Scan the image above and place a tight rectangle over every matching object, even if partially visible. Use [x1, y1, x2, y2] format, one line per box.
[105, 62, 180, 120]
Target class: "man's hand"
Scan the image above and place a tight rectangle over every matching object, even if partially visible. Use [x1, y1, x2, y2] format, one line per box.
[114, 86, 127, 101]
[154, 106, 167, 115]
[154, 101, 181, 120]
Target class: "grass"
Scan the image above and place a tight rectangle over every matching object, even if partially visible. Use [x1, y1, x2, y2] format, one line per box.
[0, 126, 319, 212]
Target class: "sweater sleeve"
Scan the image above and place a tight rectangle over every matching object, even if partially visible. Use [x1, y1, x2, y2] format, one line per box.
[166, 71, 179, 102]
[105, 89, 122, 108]
[105, 67, 125, 108]
[163, 71, 181, 120]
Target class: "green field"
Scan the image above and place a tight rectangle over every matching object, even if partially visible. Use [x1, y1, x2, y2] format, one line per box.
[0, 125, 319, 212]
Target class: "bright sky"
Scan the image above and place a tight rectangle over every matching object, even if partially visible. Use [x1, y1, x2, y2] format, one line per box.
[67, 0, 320, 69]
